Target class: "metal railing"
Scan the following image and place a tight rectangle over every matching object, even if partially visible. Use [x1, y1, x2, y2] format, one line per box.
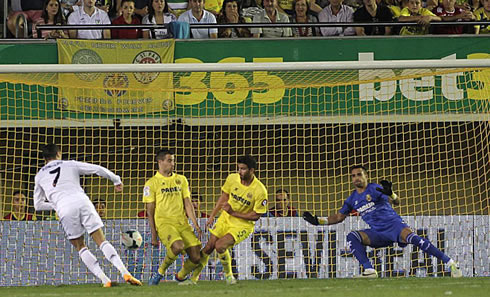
[2, 0, 7, 38]
[15, 13, 28, 38]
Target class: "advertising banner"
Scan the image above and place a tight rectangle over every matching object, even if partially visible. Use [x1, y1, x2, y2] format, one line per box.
[57, 39, 175, 114]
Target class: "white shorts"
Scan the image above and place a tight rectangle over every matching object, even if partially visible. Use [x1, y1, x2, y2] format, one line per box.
[58, 202, 104, 240]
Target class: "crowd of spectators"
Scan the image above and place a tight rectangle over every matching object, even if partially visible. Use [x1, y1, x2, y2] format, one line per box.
[4, 0, 489, 39]
[2, 188, 301, 220]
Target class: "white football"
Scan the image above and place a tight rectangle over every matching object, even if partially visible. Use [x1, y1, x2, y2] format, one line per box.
[121, 230, 143, 249]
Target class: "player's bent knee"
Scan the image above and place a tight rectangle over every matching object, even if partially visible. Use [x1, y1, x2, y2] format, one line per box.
[202, 244, 214, 255]
[203, 236, 218, 254]
[189, 253, 201, 264]
[90, 229, 106, 246]
[172, 247, 184, 256]
[215, 242, 225, 254]
[346, 231, 362, 244]
[173, 240, 185, 249]
[215, 241, 231, 254]
[70, 238, 87, 251]
[171, 241, 185, 255]
[187, 246, 201, 263]
[400, 228, 413, 243]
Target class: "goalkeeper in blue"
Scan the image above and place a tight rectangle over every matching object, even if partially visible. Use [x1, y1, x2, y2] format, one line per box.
[303, 165, 462, 278]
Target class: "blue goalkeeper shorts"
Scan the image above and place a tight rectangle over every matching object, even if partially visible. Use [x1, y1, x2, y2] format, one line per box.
[360, 221, 410, 248]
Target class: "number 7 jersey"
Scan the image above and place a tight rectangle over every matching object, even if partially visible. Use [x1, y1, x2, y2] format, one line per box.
[34, 160, 122, 212]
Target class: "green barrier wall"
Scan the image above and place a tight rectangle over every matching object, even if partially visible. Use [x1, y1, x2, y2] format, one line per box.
[1, 37, 489, 120]
[1, 37, 489, 63]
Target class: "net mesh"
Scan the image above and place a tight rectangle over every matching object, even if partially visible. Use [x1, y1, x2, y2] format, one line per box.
[0, 65, 489, 285]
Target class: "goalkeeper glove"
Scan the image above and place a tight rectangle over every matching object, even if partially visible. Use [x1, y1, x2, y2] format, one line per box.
[303, 211, 321, 226]
[376, 180, 397, 200]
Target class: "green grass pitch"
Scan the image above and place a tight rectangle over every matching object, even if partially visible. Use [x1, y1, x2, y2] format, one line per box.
[1, 278, 489, 297]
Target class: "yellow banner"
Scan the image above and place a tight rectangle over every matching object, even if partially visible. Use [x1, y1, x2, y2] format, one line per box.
[57, 39, 175, 114]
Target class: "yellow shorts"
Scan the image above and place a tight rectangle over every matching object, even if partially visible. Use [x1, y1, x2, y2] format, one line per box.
[157, 222, 201, 250]
[210, 216, 253, 246]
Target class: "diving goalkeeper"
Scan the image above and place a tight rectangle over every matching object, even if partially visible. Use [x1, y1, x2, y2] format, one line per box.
[303, 165, 462, 278]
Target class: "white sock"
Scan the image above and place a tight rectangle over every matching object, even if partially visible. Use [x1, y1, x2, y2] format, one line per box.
[100, 241, 129, 277]
[447, 259, 455, 266]
[79, 247, 111, 284]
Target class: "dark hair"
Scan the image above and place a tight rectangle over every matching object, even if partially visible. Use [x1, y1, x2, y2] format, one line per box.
[13, 190, 25, 197]
[93, 198, 106, 207]
[191, 192, 203, 202]
[275, 188, 289, 196]
[121, 0, 136, 5]
[237, 155, 257, 170]
[221, 0, 242, 19]
[41, 0, 65, 25]
[155, 149, 174, 161]
[292, 0, 311, 16]
[148, 0, 170, 23]
[42, 143, 60, 160]
[350, 165, 367, 173]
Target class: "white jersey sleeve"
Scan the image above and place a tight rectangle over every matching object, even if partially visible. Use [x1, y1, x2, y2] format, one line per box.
[73, 161, 122, 185]
[33, 175, 55, 211]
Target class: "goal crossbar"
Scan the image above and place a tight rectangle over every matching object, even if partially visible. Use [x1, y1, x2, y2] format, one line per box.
[0, 59, 489, 73]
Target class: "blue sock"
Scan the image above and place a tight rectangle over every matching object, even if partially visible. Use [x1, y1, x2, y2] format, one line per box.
[346, 231, 373, 269]
[406, 233, 450, 263]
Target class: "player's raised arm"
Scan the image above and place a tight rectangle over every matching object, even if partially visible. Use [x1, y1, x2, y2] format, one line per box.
[303, 211, 347, 226]
[74, 161, 122, 185]
[33, 176, 54, 211]
[376, 180, 400, 206]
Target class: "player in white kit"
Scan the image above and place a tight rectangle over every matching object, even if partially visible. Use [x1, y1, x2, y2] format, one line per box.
[33, 143, 142, 287]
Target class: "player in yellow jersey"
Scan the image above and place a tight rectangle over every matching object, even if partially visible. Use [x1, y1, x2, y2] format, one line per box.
[399, 0, 441, 35]
[474, 0, 490, 34]
[176, 155, 268, 285]
[145, 149, 202, 285]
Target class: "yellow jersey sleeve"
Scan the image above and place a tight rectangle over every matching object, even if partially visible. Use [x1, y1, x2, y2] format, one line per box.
[253, 190, 268, 214]
[389, 5, 402, 18]
[400, 8, 435, 17]
[221, 174, 234, 194]
[474, 9, 481, 20]
[181, 175, 191, 199]
[400, 7, 411, 16]
[474, 9, 481, 30]
[142, 178, 156, 203]
[420, 8, 436, 16]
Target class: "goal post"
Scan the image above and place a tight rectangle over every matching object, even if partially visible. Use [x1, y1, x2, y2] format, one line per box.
[0, 60, 488, 285]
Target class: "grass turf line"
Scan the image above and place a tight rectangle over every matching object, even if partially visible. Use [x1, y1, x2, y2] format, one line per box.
[0, 278, 489, 297]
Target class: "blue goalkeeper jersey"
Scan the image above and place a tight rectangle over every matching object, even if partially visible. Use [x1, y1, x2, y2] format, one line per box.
[340, 183, 404, 231]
